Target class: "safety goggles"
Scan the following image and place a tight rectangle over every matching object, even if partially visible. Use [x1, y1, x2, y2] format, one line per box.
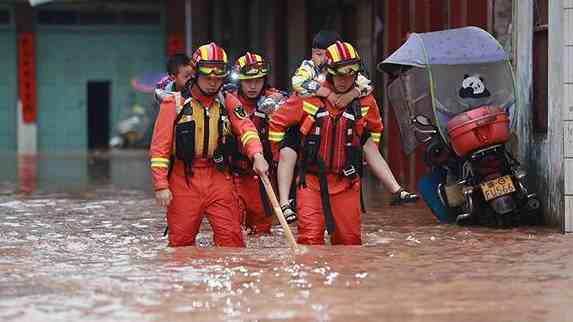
[238, 62, 271, 78]
[326, 63, 361, 76]
[196, 62, 229, 78]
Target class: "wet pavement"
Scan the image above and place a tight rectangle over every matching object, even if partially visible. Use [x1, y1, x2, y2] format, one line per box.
[1, 151, 572, 322]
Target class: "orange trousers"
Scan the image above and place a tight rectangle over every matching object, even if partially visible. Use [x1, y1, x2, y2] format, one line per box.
[167, 162, 244, 247]
[296, 178, 361, 245]
[234, 175, 273, 235]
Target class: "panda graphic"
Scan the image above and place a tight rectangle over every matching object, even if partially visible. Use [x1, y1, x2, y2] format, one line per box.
[458, 74, 491, 99]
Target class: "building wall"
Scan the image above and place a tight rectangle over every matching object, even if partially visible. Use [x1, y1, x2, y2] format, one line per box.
[187, 0, 288, 89]
[354, 0, 374, 79]
[0, 5, 17, 151]
[0, 1, 168, 153]
[35, 26, 164, 151]
[563, 0, 573, 231]
[514, 0, 565, 228]
[286, 0, 306, 85]
[513, 0, 535, 198]
[493, 0, 513, 53]
[13, 1, 166, 152]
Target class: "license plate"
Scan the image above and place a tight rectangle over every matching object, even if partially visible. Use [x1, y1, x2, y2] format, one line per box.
[481, 175, 516, 201]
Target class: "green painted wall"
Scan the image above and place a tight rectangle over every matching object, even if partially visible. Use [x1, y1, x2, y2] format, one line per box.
[36, 26, 164, 151]
[0, 23, 17, 151]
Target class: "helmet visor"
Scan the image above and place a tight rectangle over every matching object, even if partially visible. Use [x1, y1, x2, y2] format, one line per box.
[326, 63, 361, 76]
[238, 62, 270, 79]
[197, 62, 229, 78]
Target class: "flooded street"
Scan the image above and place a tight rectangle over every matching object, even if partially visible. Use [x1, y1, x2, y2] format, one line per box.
[1, 152, 572, 322]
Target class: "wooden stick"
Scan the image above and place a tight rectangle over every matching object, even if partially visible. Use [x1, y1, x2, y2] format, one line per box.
[260, 174, 299, 251]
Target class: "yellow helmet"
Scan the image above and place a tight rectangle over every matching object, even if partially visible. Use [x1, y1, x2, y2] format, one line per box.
[235, 52, 270, 80]
[325, 41, 362, 76]
[191, 42, 229, 77]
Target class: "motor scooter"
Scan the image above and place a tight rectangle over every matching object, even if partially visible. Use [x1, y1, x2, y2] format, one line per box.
[379, 27, 541, 227]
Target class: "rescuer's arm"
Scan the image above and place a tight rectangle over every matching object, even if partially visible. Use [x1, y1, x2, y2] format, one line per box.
[149, 95, 177, 207]
[225, 93, 268, 176]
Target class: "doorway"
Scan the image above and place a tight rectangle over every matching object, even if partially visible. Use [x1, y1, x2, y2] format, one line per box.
[87, 81, 110, 150]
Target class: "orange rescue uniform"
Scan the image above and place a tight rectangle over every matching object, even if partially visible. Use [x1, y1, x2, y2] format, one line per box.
[269, 86, 383, 245]
[232, 88, 283, 235]
[150, 86, 263, 247]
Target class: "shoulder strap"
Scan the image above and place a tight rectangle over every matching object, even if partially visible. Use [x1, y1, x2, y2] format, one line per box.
[174, 92, 181, 108]
[217, 91, 226, 108]
[173, 97, 192, 127]
[350, 99, 362, 120]
[215, 94, 229, 146]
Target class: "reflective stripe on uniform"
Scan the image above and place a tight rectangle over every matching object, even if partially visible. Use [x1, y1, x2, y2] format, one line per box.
[268, 130, 285, 142]
[241, 130, 259, 146]
[361, 106, 370, 116]
[303, 101, 319, 115]
[174, 93, 181, 108]
[342, 111, 355, 120]
[254, 111, 266, 118]
[151, 157, 170, 168]
[370, 132, 381, 143]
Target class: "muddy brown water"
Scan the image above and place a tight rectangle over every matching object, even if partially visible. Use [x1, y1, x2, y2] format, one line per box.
[1, 152, 572, 321]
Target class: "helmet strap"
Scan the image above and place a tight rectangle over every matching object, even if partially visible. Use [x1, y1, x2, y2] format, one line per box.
[182, 78, 195, 99]
[238, 77, 267, 101]
[193, 77, 223, 98]
[328, 74, 358, 94]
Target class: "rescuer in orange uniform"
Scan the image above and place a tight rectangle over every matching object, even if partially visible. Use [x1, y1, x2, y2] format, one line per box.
[269, 41, 407, 245]
[229, 52, 291, 235]
[278, 31, 417, 222]
[149, 43, 269, 247]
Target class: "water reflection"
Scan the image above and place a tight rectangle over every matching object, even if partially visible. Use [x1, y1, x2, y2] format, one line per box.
[0, 151, 153, 195]
[0, 151, 571, 322]
[18, 154, 37, 194]
[87, 154, 111, 185]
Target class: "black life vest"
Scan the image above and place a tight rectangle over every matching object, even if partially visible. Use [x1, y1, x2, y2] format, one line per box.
[172, 94, 236, 177]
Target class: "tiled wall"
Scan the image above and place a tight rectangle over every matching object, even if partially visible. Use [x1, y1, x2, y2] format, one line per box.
[0, 5, 16, 151]
[35, 27, 164, 151]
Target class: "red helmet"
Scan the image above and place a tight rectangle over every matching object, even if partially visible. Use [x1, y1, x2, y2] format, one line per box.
[191, 42, 229, 78]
